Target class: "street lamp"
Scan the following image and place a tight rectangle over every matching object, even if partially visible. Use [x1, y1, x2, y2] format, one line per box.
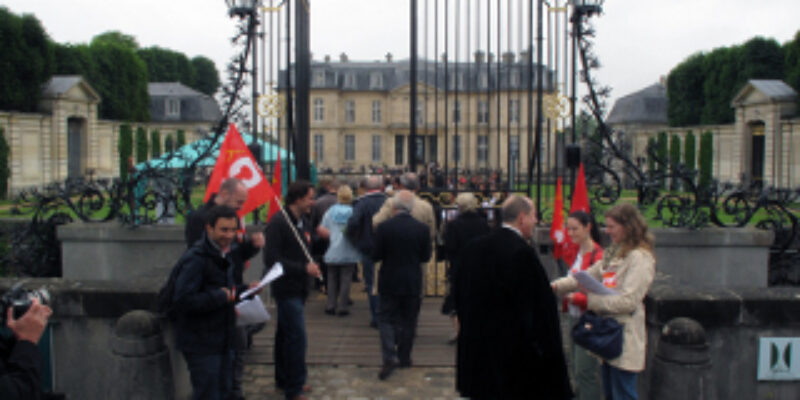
[567, 0, 603, 195]
[225, 0, 261, 150]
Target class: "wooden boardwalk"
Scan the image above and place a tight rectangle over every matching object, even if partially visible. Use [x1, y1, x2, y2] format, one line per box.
[244, 283, 456, 367]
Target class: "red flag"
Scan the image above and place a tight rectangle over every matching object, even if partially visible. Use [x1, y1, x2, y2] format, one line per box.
[570, 163, 590, 213]
[203, 124, 276, 217]
[266, 151, 282, 221]
[550, 177, 567, 261]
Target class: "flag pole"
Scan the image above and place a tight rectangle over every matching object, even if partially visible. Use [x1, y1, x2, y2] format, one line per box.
[269, 192, 321, 280]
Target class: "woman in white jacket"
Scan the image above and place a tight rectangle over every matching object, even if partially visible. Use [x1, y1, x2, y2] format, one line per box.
[552, 203, 655, 400]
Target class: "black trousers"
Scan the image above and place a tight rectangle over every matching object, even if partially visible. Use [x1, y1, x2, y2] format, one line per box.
[378, 294, 422, 365]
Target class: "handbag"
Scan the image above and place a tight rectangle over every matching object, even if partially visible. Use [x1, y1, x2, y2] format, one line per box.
[571, 311, 623, 359]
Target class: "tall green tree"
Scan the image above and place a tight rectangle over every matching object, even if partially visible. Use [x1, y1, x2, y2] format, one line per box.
[657, 131, 668, 188]
[88, 36, 150, 121]
[137, 46, 194, 86]
[0, 127, 9, 199]
[647, 137, 657, 174]
[191, 56, 221, 96]
[135, 126, 148, 163]
[684, 131, 697, 183]
[699, 131, 714, 191]
[667, 53, 705, 126]
[90, 31, 138, 50]
[118, 124, 133, 181]
[164, 134, 174, 153]
[53, 43, 94, 76]
[150, 130, 161, 158]
[701, 47, 739, 124]
[670, 134, 682, 190]
[785, 30, 800, 98]
[176, 130, 186, 147]
[0, 7, 54, 112]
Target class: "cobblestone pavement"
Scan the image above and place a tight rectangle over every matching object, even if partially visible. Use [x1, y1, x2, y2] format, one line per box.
[242, 364, 460, 400]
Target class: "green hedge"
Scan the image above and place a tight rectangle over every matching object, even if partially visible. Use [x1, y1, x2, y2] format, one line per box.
[699, 131, 713, 190]
[150, 129, 161, 158]
[118, 124, 133, 181]
[684, 131, 696, 184]
[135, 126, 148, 163]
[0, 127, 9, 199]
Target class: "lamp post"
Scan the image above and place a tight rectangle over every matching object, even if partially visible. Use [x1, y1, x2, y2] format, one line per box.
[226, 0, 261, 153]
[568, 0, 603, 195]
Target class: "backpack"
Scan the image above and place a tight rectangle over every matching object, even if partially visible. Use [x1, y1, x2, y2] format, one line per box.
[156, 248, 198, 319]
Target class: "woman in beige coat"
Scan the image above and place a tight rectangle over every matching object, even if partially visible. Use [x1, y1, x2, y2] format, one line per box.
[552, 203, 655, 400]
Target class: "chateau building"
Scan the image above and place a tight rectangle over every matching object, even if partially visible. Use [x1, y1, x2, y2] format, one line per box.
[608, 79, 800, 187]
[0, 77, 220, 193]
[278, 52, 557, 175]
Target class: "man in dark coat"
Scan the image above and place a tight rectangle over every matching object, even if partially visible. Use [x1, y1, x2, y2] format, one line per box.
[173, 205, 262, 400]
[1, 295, 52, 400]
[372, 190, 432, 380]
[455, 195, 573, 400]
[262, 180, 321, 400]
[345, 176, 387, 328]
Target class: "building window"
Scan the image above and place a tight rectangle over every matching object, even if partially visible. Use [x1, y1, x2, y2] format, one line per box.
[372, 100, 382, 123]
[313, 70, 326, 86]
[477, 135, 489, 162]
[510, 135, 520, 162]
[415, 136, 425, 162]
[345, 134, 355, 161]
[479, 73, 489, 89]
[314, 134, 324, 162]
[510, 70, 520, 87]
[452, 135, 462, 162]
[416, 102, 424, 125]
[395, 135, 405, 165]
[372, 135, 382, 162]
[345, 100, 355, 123]
[453, 100, 462, 124]
[428, 135, 438, 162]
[313, 98, 324, 121]
[477, 101, 489, 124]
[166, 98, 180, 117]
[509, 99, 520, 123]
[344, 73, 356, 88]
[370, 72, 383, 89]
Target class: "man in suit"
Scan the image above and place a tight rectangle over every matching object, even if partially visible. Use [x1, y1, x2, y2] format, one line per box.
[455, 195, 573, 400]
[372, 190, 432, 380]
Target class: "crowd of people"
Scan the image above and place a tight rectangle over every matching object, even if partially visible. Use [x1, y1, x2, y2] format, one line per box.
[165, 170, 656, 400]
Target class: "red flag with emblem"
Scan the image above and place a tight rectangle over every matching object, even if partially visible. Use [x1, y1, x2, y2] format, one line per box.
[203, 124, 275, 217]
[550, 177, 567, 260]
[266, 151, 282, 221]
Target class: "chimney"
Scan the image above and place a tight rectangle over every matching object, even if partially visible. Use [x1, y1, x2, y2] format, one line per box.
[488, 52, 495, 63]
[324, 54, 331, 63]
[441, 52, 448, 63]
[502, 51, 515, 64]
[386, 52, 393, 63]
[659, 75, 666, 86]
[339, 52, 348, 63]
[474, 50, 485, 64]
[519, 50, 529, 62]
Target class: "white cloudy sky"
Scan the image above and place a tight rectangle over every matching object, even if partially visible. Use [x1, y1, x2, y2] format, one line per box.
[3, 0, 800, 114]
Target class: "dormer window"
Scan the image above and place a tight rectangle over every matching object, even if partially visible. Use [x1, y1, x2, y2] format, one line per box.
[344, 73, 356, 88]
[510, 70, 520, 87]
[370, 72, 383, 89]
[166, 98, 180, 118]
[313, 70, 326, 86]
[479, 73, 489, 89]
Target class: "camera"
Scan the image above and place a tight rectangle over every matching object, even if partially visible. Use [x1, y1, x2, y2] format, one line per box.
[0, 282, 50, 325]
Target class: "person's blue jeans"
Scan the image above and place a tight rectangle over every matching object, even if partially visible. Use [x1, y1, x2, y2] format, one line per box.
[183, 350, 234, 400]
[362, 257, 380, 325]
[602, 362, 639, 400]
[274, 297, 307, 400]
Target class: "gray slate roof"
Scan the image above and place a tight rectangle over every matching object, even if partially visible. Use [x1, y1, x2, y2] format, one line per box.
[148, 82, 206, 97]
[744, 80, 797, 102]
[278, 59, 555, 92]
[41, 75, 100, 100]
[606, 83, 667, 125]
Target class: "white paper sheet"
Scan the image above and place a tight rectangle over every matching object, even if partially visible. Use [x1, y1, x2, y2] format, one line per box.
[235, 295, 271, 326]
[574, 270, 618, 295]
[240, 262, 284, 298]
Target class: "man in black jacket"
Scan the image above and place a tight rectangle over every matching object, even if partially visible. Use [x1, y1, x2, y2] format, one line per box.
[345, 176, 386, 328]
[262, 180, 320, 400]
[173, 205, 262, 400]
[1, 297, 52, 400]
[372, 190, 432, 380]
[455, 195, 572, 400]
